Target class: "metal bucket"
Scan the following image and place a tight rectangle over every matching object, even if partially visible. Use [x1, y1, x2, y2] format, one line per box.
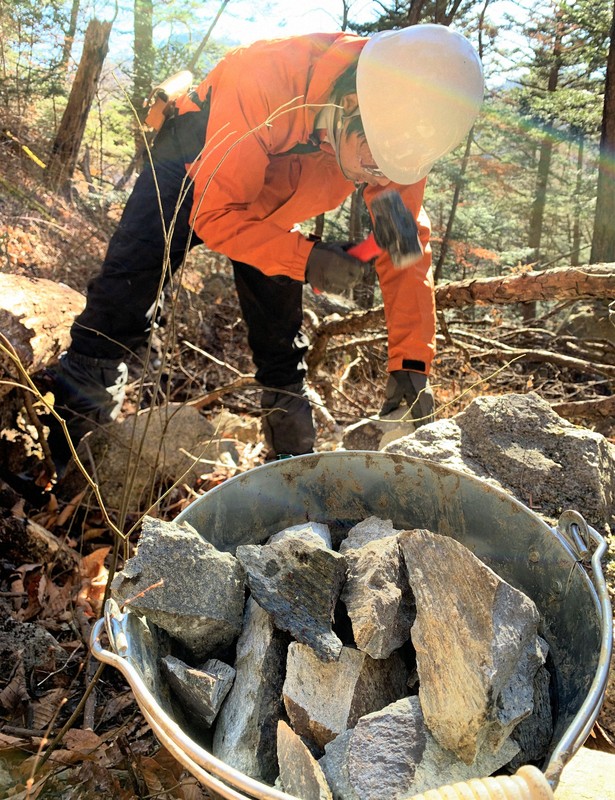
[91, 452, 612, 797]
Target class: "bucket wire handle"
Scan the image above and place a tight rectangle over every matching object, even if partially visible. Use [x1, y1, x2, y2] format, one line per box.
[543, 512, 613, 788]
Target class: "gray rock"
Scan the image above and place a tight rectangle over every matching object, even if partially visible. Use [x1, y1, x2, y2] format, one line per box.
[342, 409, 415, 452]
[269, 522, 332, 549]
[509, 661, 554, 770]
[339, 516, 401, 553]
[398, 528, 542, 764]
[60, 402, 239, 511]
[283, 642, 409, 749]
[321, 697, 518, 800]
[384, 392, 615, 532]
[161, 655, 235, 728]
[319, 731, 357, 800]
[236, 537, 346, 662]
[212, 598, 289, 783]
[0, 616, 67, 676]
[341, 534, 414, 659]
[277, 721, 333, 800]
[341, 419, 384, 451]
[111, 516, 245, 661]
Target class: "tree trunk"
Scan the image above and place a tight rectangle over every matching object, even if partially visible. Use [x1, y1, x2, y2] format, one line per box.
[523, 14, 563, 321]
[46, 19, 112, 193]
[61, 0, 81, 74]
[434, 128, 474, 283]
[590, 0, 615, 263]
[132, 0, 155, 153]
[433, 263, 615, 308]
[571, 131, 585, 266]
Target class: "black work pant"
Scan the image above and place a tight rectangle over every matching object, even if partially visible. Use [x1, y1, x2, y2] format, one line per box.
[70, 110, 308, 389]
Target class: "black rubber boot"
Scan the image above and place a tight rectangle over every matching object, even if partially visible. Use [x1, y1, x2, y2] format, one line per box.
[40, 350, 127, 476]
[261, 382, 316, 458]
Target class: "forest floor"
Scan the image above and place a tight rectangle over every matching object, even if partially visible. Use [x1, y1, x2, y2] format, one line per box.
[1, 141, 614, 799]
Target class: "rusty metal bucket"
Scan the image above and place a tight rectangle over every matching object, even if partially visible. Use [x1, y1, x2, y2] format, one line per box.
[91, 452, 612, 798]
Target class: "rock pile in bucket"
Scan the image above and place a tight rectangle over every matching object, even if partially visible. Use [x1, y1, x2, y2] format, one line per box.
[111, 515, 554, 798]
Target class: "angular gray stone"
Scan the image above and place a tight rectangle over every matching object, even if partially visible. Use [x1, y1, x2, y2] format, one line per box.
[111, 516, 245, 661]
[509, 662, 554, 770]
[339, 516, 401, 553]
[384, 392, 615, 532]
[319, 731, 358, 800]
[0, 616, 67, 676]
[341, 534, 414, 659]
[61, 403, 233, 511]
[398, 528, 542, 764]
[342, 409, 417, 452]
[212, 598, 288, 783]
[161, 655, 235, 728]
[320, 697, 518, 800]
[277, 721, 333, 800]
[341, 419, 384, 452]
[236, 537, 346, 662]
[283, 642, 409, 749]
[269, 522, 332, 549]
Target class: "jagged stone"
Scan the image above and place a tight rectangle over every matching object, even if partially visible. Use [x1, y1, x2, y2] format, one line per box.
[111, 516, 245, 661]
[319, 730, 357, 800]
[341, 533, 414, 659]
[269, 522, 332, 549]
[509, 662, 554, 770]
[339, 516, 401, 553]
[342, 409, 416, 452]
[161, 655, 235, 728]
[0, 616, 67, 676]
[236, 537, 346, 662]
[212, 598, 289, 783]
[283, 642, 409, 749]
[60, 402, 239, 511]
[320, 697, 519, 800]
[398, 528, 542, 764]
[384, 392, 615, 532]
[277, 721, 333, 800]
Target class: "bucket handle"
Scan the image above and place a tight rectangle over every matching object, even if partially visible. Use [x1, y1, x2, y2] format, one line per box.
[543, 511, 613, 788]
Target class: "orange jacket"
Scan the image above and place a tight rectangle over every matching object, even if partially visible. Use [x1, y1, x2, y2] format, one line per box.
[175, 33, 435, 374]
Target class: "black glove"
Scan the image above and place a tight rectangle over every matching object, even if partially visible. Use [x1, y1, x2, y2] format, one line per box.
[380, 370, 435, 426]
[305, 241, 364, 295]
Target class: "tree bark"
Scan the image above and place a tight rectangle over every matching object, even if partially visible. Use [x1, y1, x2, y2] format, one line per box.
[434, 263, 615, 308]
[132, 0, 155, 152]
[591, 0, 615, 263]
[61, 0, 81, 74]
[46, 19, 112, 193]
[434, 128, 474, 283]
[523, 13, 564, 322]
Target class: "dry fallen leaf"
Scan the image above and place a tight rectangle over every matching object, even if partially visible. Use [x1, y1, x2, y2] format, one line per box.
[76, 546, 111, 617]
[0, 658, 29, 713]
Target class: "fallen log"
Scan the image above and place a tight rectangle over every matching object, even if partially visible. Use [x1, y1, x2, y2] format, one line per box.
[435, 263, 615, 309]
[551, 394, 615, 421]
[0, 274, 85, 399]
[307, 264, 615, 371]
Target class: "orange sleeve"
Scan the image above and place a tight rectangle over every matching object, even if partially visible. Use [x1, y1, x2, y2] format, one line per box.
[185, 50, 317, 282]
[364, 180, 436, 375]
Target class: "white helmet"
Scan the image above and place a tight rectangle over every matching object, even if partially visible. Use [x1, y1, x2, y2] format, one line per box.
[356, 24, 484, 184]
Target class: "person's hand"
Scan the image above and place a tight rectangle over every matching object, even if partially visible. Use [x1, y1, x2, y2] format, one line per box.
[380, 370, 435, 426]
[305, 241, 364, 295]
